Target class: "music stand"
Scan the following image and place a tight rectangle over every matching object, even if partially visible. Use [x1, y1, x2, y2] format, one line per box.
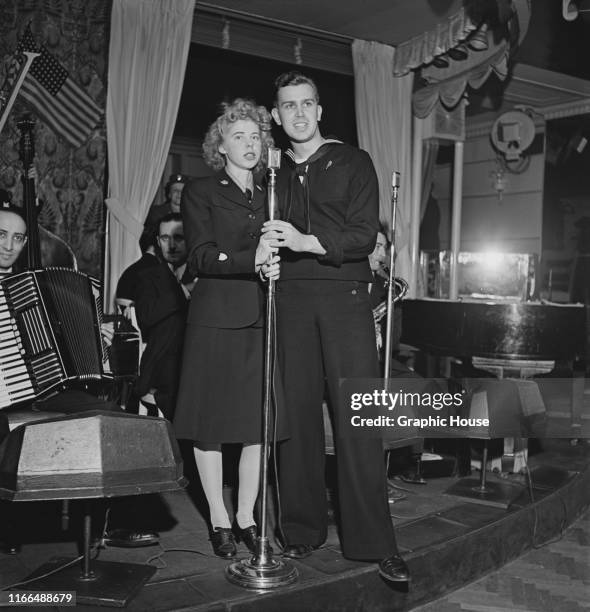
[444, 381, 525, 509]
[0, 411, 186, 607]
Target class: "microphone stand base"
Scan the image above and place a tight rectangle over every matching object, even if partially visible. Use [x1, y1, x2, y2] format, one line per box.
[226, 546, 298, 591]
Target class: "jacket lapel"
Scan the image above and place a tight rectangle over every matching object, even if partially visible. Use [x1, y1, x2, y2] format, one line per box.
[215, 170, 259, 211]
[251, 182, 265, 214]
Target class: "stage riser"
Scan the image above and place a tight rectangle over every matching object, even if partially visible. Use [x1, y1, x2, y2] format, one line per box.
[225, 466, 590, 612]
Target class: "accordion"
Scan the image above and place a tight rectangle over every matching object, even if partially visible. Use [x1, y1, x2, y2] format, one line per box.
[0, 268, 113, 409]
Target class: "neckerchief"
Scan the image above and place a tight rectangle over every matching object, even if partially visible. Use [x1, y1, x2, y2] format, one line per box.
[284, 141, 341, 232]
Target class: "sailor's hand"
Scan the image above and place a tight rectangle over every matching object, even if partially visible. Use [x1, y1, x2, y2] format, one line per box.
[262, 220, 319, 253]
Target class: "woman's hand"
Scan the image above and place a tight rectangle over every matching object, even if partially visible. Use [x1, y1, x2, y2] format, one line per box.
[261, 253, 281, 281]
[255, 235, 277, 272]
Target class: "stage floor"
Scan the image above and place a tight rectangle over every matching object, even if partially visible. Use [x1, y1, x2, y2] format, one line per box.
[0, 438, 589, 611]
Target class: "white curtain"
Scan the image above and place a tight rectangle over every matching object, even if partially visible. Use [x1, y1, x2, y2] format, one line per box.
[103, 0, 195, 311]
[352, 39, 414, 282]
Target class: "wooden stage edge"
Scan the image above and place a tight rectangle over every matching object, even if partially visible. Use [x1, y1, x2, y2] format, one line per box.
[182, 441, 590, 612]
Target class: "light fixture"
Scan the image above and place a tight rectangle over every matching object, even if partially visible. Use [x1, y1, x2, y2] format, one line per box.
[468, 23, 488, 51]
[490, 165, 507, 202]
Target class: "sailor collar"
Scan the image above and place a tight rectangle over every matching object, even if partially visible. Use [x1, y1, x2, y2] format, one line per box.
[285, 139, 343, 169]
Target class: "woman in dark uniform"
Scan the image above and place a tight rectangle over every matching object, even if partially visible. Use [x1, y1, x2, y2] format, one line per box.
[174, 99, 279, 558]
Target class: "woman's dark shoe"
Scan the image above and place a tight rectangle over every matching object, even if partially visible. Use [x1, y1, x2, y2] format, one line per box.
[210, 527, 237, 558]
[235, 524, 258, 553]
[378, 554, 410, 583]
[235, 523, 258, 552]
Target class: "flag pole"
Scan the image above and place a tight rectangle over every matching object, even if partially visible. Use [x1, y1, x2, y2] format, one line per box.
[0, 51, 39, 136]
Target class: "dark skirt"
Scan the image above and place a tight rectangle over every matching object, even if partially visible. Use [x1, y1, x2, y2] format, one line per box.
[174, 324, 282, 444]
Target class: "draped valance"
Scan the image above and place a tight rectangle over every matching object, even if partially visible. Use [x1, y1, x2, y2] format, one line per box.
[392, 5, 480, 77]
[410, 0, 531, 119]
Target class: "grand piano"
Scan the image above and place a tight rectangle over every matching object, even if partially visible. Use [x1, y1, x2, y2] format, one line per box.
[402, 250, 587, 364]
[401, 298, 587, 363]
[399, 251, 588, 487]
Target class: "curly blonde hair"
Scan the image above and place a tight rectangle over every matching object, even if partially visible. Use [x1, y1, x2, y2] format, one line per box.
[202, 98, 274, 173]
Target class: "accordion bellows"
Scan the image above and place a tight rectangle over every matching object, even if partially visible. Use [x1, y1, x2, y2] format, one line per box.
[0, 268, 111, 409]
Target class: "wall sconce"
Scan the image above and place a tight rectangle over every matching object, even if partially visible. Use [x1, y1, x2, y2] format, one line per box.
[490, 166, 507, 202]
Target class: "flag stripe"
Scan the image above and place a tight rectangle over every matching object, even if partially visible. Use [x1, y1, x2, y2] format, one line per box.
[19, 87, 80, 145]
[20, 79, 83, 146]
[21, 74, 101, 147]
[60, 80, 101, 126]
[21, 79, 88, 147]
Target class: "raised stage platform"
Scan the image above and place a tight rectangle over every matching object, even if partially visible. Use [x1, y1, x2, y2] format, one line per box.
[0, 437, 589, 611]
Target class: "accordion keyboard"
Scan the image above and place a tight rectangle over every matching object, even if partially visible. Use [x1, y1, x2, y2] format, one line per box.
[0, 288, 36, 407]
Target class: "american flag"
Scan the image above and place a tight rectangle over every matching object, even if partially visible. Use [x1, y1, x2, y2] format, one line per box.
[15, 25, 101, 148]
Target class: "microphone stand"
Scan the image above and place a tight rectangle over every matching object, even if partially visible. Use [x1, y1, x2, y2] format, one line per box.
[226, 150, 297, 590]
[383, 172, 426, 486]
[383, 172, 399, 385]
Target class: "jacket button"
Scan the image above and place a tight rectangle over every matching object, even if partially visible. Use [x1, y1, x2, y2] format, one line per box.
[249, 213, 256, 220]
[351, 289, 357, 295]
[248, 232, 256, 239]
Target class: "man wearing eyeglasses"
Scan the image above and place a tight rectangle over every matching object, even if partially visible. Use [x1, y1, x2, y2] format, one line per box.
[134, 212, 193, 420]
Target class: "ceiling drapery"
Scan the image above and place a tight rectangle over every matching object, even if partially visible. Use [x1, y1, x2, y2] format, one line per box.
[410, 0, 531, 119]
[414, 40, 509, 119]
[392, 5, 479, 77]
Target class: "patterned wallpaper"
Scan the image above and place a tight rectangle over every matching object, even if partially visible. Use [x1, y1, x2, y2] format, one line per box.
[0, 0, 110, 278]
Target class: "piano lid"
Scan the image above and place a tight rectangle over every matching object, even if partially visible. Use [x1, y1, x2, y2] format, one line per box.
[401, 299, 587, 361]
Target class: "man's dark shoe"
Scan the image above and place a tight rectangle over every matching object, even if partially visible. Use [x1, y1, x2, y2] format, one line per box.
[235, 524, 258, 553]
[282, 544, 316, 559]
[210, 527, 237, 558]
[378, 554, 410, 583]
[103, 528, 159, 548]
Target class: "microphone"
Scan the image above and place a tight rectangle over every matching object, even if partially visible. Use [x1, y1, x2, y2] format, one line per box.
[267, 147, 281, 221]
[391, 171, 400, 200]
[267, 147, 281, 171]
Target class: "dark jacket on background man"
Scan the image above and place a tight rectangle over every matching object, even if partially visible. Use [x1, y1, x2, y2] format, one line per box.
[134, 261, 189, 419]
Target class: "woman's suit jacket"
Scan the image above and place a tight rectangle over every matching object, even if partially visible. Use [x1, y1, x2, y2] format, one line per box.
[181, 170, 266, 328]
